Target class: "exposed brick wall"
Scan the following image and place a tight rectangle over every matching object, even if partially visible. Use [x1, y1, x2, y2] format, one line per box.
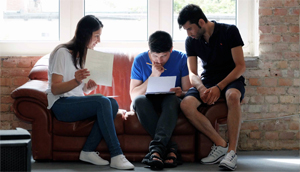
[0, 0, 299, 150]
[0, 56, 41, 130]
[220, 0, 300, 150]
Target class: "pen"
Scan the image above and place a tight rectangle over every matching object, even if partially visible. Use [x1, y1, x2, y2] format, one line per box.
[146, 62, 167, 70]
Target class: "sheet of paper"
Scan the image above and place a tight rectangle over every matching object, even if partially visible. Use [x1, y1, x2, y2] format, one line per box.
[84, 49, 114, 86]
[146, 76, 176, 93]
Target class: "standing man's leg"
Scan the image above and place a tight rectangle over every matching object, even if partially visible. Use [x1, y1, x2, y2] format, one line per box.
[225, 88, 242, 152]
[180, 88, 228, 164]
[219, 77, 245, 171]
[219, 88, 242, 171]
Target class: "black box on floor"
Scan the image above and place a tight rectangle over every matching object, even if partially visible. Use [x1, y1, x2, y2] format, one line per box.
[0, 128, 31, 172]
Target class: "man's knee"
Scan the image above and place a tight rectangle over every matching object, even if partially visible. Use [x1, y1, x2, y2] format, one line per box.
[108, 98, 119, 115]
[132, 95, 146, 105]
[226, 89, 241, 106]
[180, 96, 198, 116]
[163, 95, 180, 108]
[132, 95, 147, 112]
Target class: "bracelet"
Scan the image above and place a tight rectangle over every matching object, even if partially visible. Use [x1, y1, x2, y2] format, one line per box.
[75, 79, 82, 85]
[216, 84, 222, 93]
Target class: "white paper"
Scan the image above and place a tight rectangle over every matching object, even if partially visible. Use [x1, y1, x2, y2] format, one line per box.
[146, 76, 176, 93]
[84, 49, 114, 86]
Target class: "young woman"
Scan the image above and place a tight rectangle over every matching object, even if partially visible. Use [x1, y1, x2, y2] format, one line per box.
[46, 15, 134, 170]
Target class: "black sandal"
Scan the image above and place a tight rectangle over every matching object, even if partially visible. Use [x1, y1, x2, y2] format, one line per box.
[164, 149, 182, 168]
[141, 152, 151, 165]
[148, 154, 164, 170]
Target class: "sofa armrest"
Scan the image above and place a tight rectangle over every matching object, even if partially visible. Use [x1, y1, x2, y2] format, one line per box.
[11, 80, 48, 106]
[11, 80, 53, 160]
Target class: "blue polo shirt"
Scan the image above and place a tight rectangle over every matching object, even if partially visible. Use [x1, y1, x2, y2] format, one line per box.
[185, 21, 244, 79]
[131, 50, 189, 88]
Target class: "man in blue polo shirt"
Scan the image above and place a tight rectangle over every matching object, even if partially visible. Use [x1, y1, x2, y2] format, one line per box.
[177, 4, 246, 171]
[130, 31, 191, 169]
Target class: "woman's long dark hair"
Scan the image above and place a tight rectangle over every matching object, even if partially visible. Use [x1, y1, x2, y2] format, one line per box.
[53, 15, 103, 69]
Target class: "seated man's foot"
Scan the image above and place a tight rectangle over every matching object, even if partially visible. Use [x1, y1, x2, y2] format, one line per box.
[110, 154, 135, 170]
[148, 152, 164, 170]
[201, 144, 228, 164]
[79, 151, 109, 165]
[219, 150, 237, 171]
[141, 152, 151, 165]
[164, 148, 181, 168]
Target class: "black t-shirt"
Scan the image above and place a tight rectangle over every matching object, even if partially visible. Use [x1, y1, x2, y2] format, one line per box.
[185, 21, 244, 80]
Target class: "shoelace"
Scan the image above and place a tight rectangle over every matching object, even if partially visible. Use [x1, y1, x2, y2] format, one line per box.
[225, 152, 236, 161]
[209, 145, 218, 157]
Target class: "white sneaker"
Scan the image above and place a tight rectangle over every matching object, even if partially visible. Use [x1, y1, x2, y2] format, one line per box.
[201, 144, 228, 164]
[79, 151, 109, 165]
[219, 150, 237, 171]
[110, 154, 134, 170]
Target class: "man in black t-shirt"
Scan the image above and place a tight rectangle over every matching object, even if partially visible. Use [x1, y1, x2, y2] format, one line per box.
[177, 4, 246, 171]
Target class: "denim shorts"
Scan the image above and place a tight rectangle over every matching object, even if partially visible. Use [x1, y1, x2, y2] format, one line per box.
[185, 76, 246, 104]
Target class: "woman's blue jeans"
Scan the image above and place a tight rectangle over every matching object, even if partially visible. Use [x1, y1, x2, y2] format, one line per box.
[51, 95, 122, 157]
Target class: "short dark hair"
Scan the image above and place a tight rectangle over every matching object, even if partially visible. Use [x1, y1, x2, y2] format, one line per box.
[177, 4, 208, 29]
[148, 31, 173, 53]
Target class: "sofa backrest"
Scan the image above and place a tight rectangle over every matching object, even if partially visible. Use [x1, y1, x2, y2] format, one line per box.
[28, 48, 145, 111]
[88, 48, 143, 111]
[29, 54, 50, 81]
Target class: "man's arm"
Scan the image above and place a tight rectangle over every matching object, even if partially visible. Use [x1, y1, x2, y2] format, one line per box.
[217, 46, 246, 90]
[129, 79, 147, 101]
[187, 56, 209, 103]
[179, 75, 192, 96]
[205, 46, 246, 105]
[181, 75, 192, 91]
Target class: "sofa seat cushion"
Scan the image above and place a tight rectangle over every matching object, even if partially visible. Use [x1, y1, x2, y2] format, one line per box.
[53, 113, 124, 136]
[124, 112, 195, 135]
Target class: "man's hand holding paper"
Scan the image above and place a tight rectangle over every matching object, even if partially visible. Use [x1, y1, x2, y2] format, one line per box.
[169, 87, 184, 97]
[146, 76, 177, 95]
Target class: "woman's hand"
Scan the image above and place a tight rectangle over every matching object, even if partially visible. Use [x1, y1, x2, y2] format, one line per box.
[83, 79, 98, 93]
[74, 68, 90, 84]
[86, 79, 98, 91]
[118, 109, 128, 120]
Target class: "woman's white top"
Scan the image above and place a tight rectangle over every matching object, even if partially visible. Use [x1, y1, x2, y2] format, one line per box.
[46, 47, 84, 109]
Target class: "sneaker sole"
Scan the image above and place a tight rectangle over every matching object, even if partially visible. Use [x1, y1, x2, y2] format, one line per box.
[219, 162, 237, 171]
[110, 165, 135, 170]
[201, 155, 225, 164]
[79, 156, 109, 166]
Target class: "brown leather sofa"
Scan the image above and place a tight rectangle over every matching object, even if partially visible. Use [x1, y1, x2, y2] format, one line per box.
[11, 48, 228, 162]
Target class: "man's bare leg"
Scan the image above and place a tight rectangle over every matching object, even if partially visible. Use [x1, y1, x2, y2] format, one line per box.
[180, 96, 227, 147]
[225, 88, 242, 152]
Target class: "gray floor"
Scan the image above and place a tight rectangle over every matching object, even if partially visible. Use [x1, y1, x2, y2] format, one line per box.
[32, 151, 300, 172]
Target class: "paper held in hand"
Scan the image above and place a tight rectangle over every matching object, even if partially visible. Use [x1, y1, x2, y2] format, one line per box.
[146, 76, 176, 95]
[84, 49, 114, 86]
